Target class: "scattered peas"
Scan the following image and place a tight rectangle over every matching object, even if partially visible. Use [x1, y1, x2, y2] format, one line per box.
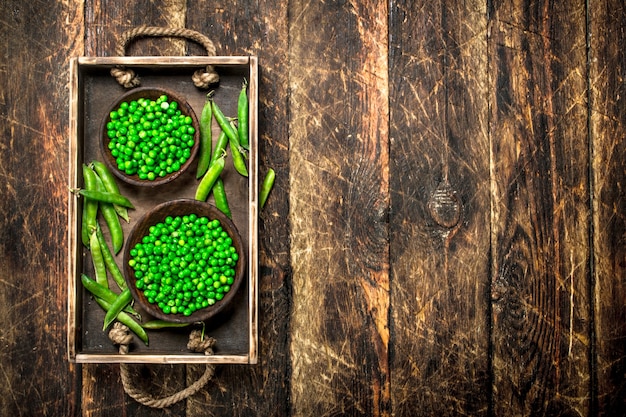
[129, 214, 239, 315]
[106, 95, 195, 180]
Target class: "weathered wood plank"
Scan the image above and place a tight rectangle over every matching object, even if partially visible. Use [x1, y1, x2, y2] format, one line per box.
[186, 1, 292, 416]
[3, 0, 626, 415]
[489, 0, 591, 415]
[388, 1, 491, 415]
[589, 0, 626, 414]
[85, 0, 189, 58]
[0, 0, 83, 416]
[81, 1, 189, 416]
[288, 0, 390, 415]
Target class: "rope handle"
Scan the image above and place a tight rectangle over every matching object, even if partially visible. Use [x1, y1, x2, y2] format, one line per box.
[110, 26, 220, 89]
[109, 323, 217, 408]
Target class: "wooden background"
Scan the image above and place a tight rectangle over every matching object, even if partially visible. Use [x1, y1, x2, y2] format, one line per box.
[0, 0, 624, 416]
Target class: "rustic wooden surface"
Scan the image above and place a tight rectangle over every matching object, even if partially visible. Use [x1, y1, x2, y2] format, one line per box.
[0, 0, 624, 416]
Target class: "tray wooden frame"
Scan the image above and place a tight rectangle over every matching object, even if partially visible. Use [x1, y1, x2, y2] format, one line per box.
[67, 56, 258, 364]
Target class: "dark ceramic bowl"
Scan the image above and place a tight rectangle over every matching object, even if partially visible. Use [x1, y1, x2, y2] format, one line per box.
[123, 199, 246, 323]
[100, 87, 200, 187]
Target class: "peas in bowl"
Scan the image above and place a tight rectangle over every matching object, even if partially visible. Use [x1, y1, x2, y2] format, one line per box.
[101, 87, 200, 187]
[124, 199, 246, 323]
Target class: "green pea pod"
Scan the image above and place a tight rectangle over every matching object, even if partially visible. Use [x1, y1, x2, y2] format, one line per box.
[94, 296, 148, 346]
[89, 228, 108, 289]
[78, 189, 135, 209]
[103, 288, 133, 330]
[210, 130, 228, 166]
[96, 225, 126, 291]
[195, 155, 225, 202]
[260, 168, 276, 209]
[237, 80, 250, 151]
[196, 95, 213, 179]
[228, 121, 248, 177]
[212, 178, 232, 218]
[91, 160, 130, 222]
[81, 274, 140, 318]
[92, 172, 124, 254]
[81, 164, 99, 246]
[142, 320, 192, 330]
[211, 99, 241, 150]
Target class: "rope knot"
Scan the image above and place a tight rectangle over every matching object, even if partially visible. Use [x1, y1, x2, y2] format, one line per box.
[110, 66, 141, 89]
[191, 66, 220, 89]
[187, 330, 216, 355]
[110, 322, 217, 408]
[109, 322, 134, 346]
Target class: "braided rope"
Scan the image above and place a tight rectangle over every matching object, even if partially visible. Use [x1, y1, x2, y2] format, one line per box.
[109, 323, 216, 409]
[110, 26, 220, 89]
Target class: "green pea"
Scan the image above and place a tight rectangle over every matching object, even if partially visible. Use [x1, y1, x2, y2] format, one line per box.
[128, 214, 239, 316]
[106, 96, 194, 180]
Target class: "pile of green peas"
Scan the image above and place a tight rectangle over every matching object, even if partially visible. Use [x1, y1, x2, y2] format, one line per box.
[106, 95, 196, 180]
[128, 213, 239, 316]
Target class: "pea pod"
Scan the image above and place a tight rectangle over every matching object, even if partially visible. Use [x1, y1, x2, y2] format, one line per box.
[228, 118, 248, 177]
[212, 178, 232, 218]
[103, 288, 133, 330]
[237, 80, 250, 150]
[196, 95, 213, 179]
[94, 296, 148, 346]
[211, 99, 242, 151]
[142, 320, 192, 330]
[81, 164, 99, 246]
[92, 171, 124, 254]
[210, 130, 228, 166]
[96, 225, 126, 291]
[260, 168, 276, 209]
[80, 274, 140, 318]
[89, 228, 108, 289]
[91, 160, 130, 222]
[195, 155, 225, 201]
[77, 189, 134, 209]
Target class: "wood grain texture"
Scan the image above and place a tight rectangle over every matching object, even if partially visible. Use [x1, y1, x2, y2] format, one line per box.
[81, 2, 189, 416]
[288, 0, 390, 415]
[388, 1, 491, 415]
[489, 0, 591, 415]
[0, 1, 82, 416]
[2, 0, 626, 415]
[589, 0, 626, 414]
[186, 1, 292, 416]
[86, 0, 189, 58]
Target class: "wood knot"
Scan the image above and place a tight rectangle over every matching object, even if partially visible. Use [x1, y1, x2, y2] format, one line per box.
[427, 182, 461, 229]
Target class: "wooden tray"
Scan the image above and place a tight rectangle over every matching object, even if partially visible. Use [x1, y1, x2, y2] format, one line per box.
[67, 56, 258, 364]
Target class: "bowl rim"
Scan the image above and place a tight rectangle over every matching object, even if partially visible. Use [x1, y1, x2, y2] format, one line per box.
[123, 198, 247, 323]
[100, 86, 200, 187]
